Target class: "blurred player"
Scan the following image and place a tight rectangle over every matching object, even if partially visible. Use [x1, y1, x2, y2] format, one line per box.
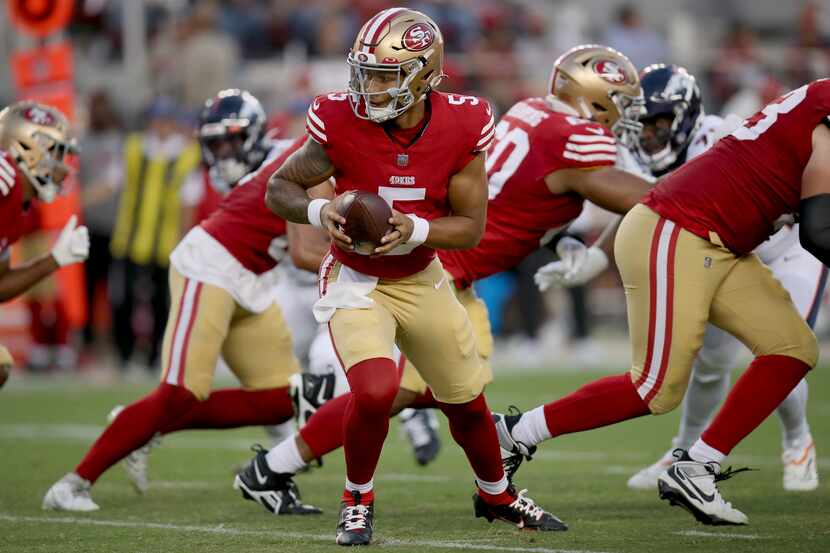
[259, 8, 564, 545]
[495, 78, 830, 525]
[42, 131, 322, 514]
[626, 65, 823, 493]
[0, 102, 89, 387]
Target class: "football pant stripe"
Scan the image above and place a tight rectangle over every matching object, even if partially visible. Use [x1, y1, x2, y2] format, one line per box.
[163, 278, 190, 384]
[327, 321, 346, 371]
[637, 219, 678, 401]
[176, 282, 203, 386]
[635, 218, 666, 390]
[166, 279, 200, 386]
[565, 142, 618, 154]
[562, 151, 617, 163]
[567, 134, 616, 144]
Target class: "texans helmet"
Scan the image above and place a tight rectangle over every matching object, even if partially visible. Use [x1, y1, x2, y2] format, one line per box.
[636, 64, 703, 175]
[198, 89, 267, 190]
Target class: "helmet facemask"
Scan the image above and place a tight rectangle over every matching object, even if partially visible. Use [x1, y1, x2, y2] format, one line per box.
[347, 55, 429, 123]
[199, 120, 261, 190]
[12, 131, 74, 203]
[609, 91, 646, 148]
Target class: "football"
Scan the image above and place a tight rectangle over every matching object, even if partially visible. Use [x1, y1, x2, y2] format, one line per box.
[336, 191, 394, 255]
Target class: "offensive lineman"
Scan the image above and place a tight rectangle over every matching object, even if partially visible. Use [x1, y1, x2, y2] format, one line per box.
[625, 65, 823, 492]
[0, 102, 89, 387]
[495, 78, 830, 525]
[262, 7, 563, 545]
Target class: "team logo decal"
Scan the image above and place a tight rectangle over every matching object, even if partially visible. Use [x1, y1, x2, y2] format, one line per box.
[402, 23, 434, 51]
[357, 52, 369, 62]
[593, 60, 627, 84]
[23, 106, 55, 126]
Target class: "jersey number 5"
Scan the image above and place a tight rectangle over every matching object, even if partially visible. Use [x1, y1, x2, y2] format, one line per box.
[377, 186, 426, 255]
[732, 85, 808, 141]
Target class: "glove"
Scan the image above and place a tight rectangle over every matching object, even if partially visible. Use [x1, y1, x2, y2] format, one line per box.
[534, 237, 609, 291]
[51, 215, 90, 267]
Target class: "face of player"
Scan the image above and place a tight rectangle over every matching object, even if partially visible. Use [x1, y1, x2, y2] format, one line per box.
[639, 115, 673, 155]
[362, 68, 400, 108]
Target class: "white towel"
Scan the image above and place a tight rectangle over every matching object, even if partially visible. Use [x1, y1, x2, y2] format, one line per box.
[313, 263, 378, 323]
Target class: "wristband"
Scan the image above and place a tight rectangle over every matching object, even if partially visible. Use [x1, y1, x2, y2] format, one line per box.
[307, 199, 330, 228]
[406, 214, 430, 246]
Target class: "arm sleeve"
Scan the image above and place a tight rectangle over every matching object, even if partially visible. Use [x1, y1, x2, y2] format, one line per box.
[799, 193, 830, 266]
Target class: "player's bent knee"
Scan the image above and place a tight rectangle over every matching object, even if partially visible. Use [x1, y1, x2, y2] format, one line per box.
[761, 323, 819, 369]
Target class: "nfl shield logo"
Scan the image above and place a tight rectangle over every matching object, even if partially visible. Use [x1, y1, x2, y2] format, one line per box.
[396, 153, 409, 167]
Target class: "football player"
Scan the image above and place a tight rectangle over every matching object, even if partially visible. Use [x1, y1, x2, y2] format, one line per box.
[0, 102, 89, 387]
[625, 65, 823, 492]
[493, 78, 830, 525]
[42, 133, 323, 514]
[260, 8, 565, 545]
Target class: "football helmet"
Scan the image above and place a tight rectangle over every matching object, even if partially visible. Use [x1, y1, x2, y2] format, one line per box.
[0, 101, 74, 203]
[549, 44, 644, 145]
[198, 89, 267, 190]
[347, 8, 444, 123]
[636, 64, 703, 175]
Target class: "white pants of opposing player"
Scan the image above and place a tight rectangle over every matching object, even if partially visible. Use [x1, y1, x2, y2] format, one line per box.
[675, 234, 826, 452]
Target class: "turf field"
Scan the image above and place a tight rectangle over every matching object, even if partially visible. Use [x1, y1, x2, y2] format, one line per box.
[1, 367, 828, 553]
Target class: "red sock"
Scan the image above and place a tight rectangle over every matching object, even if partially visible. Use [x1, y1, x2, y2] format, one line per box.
[437, 393, 505, 486]
[159, 387, 294, 433]
[408, 388, 438, 409]
[702, 355, 811, 455]
[341, 488, 375, 505]
[300, 393, 349, 458]
[544, 373, 651, 438]
[75, 383, 197, 483]
[343, 358, 399, 486]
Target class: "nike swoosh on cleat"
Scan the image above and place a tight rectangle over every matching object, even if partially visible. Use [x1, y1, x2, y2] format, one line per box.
[668, 467, 715, 503]
[253, 459, 269, 486]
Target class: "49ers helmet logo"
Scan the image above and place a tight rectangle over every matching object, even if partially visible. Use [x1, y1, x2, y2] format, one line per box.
[402, 23, 434, 51]
[593, 60, 627, 84]
[23, 106, 55, 126]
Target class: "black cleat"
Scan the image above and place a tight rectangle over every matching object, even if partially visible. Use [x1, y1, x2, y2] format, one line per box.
[233, 445, 322, 515]
[473, 486, 567, 531]
[492, 406, 537, 482]
[399, 408, 442, 466]
[336, 491, 374, 546]
[290, 373, 337, 428]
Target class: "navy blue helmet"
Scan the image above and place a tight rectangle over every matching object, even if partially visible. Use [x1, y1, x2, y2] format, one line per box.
[636, 64, 703, 175]
[198, 89, 267, 189]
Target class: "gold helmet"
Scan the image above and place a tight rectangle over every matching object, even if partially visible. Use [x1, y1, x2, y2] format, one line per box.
[347, 7, 444, 123]
[549, 44, 645, 144]
[0, 101, 74, 203]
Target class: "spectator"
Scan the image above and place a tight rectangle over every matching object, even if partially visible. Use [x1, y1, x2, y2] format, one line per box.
[707, 21, 766, 111]
[602, 4, 667, 70]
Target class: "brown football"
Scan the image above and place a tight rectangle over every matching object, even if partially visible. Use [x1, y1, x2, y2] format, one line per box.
[336, 191, 394, 255]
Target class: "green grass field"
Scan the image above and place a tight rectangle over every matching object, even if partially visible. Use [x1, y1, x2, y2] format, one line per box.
[1, 367, 828, 553]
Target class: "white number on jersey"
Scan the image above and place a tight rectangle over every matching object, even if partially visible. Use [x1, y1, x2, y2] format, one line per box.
[377, 186, 427, 255]
[485, 121, 529, 199]
[732, 85, 809, 141]
[447, 94, 479, 106]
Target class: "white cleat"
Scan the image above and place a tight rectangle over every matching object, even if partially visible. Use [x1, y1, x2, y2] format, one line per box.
[42, 473, 100, 512]
[658, 451, 749, 526]
[107, 405, 161, 495]
[782, 437, 818, 492]
[627, 448, 675, 490]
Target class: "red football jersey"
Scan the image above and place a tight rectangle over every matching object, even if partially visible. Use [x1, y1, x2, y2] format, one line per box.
[192, 168, 224, 226]
[439, 97, 616, 288]
[200, 137, 305, 274]
[306, 91, 494, 279]
[0, 150, 29, 260]
[644, 80, 830, 254]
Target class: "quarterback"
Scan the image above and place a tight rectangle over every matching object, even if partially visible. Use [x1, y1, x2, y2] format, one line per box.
[0, 102, 89, 387]
[262, 7, 564, 545]
[497, 78, 830, 525]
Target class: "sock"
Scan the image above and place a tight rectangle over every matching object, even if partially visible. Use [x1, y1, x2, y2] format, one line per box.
[437, 393, 506, 491]
[158, 387, 294, 433]
[265, 434, 307, 474]
[701, 355, 811, 455]
[675, 357, 731, 449]
[511, 405, 551, 447]
[476, 485, 514, 505]
[342, 481, 374, 505]
[75, 383, 197, 483]
[343, 358, 399, 487]
[299, 392, 350, 459]
[542, 373, 651, 440]
[688, 439, 726, 465]
[776, 378, 811, 450]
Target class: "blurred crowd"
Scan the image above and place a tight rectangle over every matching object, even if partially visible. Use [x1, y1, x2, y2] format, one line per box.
[3, 0, 830, 375]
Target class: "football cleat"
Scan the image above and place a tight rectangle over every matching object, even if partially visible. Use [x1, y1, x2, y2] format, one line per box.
[108, 405, 161, 495]
[473, 486, 567, 531]
[42, 473, 100, 512]
[657, 450, 750, 525]
[336, 490, 374, 546]
[782, 437, 818, 492]
[627, 448, 675, 490]
[492, 407, 536, 481]
[233, 445, 322, 515]
[289, 372, 337, 428]
[399, 408, 442, 466]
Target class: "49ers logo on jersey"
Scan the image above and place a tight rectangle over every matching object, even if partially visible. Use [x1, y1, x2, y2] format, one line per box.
[402, 23, 434, 51]
[23, 106, 55, 126]
[593, 60, 627, 84]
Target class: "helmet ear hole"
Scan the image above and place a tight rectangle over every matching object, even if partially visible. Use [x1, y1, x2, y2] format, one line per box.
[592, 102, 607, 112]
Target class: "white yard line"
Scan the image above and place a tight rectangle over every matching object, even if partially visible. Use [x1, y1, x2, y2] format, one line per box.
[674, 530, 763, 540]
[0, 514, 611, 553]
